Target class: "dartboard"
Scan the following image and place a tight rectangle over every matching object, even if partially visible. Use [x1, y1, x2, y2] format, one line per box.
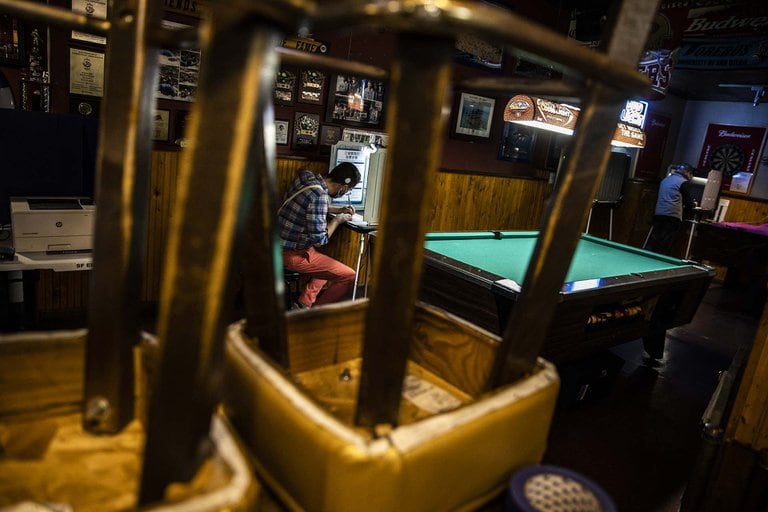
[710, 143, 745, 176]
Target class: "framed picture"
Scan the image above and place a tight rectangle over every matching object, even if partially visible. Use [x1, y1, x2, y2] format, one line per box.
[298, 69, 326, 105]
[454, 34, 504, 71]
[452, 92, 495, 141]
[156, 20, 201, 103]
[498, 123, 536, 163]
[275, 119, 289, 145]
[293, 112, 320, 150]
[327, 74, 385, 128]
[0, 14, 25, 66]
[69, 47, 105, 97]
[341, 128, 388, 148]
[274, 67, 297, 105]
[151, 109, 171, 141]
[320, 125, 342, 147]
[71, 0, 107, 45]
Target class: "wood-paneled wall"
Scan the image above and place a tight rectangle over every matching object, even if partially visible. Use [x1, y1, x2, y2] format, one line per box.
[720, 193, 768, 224]
[144, 151, 182, 302]
[583, 180, 768, 257]
[33, 150, 768, 312]
[280, 161, 554, 290]
[426, 173, 550, 232]
[136, 154, 554, 302]
[34, 270, 90, 319]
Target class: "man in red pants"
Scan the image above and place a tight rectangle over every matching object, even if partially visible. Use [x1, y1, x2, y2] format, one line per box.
[278, 162, 360, 309]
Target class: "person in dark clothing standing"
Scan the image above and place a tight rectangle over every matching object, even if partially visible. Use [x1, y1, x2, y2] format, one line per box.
[644, 163, 696, 255]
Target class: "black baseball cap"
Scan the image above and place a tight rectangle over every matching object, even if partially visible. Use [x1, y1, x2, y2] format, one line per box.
[328, 162, 361, 187]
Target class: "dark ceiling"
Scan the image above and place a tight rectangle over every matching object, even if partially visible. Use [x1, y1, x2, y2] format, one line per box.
[537, 0, 768, 104]
[669, 68, 768, 104]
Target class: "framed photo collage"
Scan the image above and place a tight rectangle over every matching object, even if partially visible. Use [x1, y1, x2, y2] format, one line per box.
[274, 66, 387, 156]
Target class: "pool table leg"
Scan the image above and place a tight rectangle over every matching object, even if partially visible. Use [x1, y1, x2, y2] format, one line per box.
[642, 330, 666, 360]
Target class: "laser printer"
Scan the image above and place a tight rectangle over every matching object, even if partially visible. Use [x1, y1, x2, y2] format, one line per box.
[10, 197, 95, 253]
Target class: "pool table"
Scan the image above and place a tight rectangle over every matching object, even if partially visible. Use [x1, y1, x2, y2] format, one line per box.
[416, 231, 715, 363]
[691, 221, 768, 315]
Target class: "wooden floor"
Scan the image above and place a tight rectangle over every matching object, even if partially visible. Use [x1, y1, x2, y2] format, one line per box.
[542, 283, 759, 512]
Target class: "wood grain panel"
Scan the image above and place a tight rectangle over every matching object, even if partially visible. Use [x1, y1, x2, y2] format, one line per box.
[34, 271, 90, 316]
[720, 194, 768, 224]
[284, 301, 366, 373]
[138, 155, 555, 300]
[275, 158, 327, 198]
[0, 334, 85, 419]
[143, 151, 181, 302]
[727, 302, 768, 450]
[426, 173, 551, 232]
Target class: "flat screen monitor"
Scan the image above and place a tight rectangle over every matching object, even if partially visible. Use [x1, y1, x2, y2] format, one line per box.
[0, 109, 98, 227]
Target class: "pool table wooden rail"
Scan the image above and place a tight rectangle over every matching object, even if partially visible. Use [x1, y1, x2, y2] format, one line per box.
[419, 246, 715, 363]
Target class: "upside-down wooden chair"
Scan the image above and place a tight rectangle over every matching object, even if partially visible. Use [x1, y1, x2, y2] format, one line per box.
[0, 0, 660, 510]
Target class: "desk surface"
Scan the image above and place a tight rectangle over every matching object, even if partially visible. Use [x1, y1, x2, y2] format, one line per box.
[345, 220, 378, 233]
[0, 251, 93, 272]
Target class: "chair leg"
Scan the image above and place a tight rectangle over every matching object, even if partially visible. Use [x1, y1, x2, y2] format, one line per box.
[284, 271, 301, 309]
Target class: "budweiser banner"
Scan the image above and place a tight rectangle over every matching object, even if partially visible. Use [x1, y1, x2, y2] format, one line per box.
[698, 123, 767, 191]
[683, 5, 768, 38]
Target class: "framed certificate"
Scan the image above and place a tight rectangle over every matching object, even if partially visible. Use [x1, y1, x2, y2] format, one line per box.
[152, 109, 171, 141]
[71, 0, 107, 45]
[69, 47, 105, 97]
[275, 119, 289, 145]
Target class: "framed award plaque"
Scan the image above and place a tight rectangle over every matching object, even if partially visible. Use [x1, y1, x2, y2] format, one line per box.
[293, 112, 320, 150]
[274, 68, 297, 106]
[298, 69, 326, 105]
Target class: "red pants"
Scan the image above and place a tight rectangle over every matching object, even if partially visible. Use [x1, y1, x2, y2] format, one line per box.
[282, 246, 356, 307]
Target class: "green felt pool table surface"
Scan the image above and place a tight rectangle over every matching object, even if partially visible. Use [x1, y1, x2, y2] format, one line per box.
[424, 231, 691, 285]
[417, 231, 716, 362]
